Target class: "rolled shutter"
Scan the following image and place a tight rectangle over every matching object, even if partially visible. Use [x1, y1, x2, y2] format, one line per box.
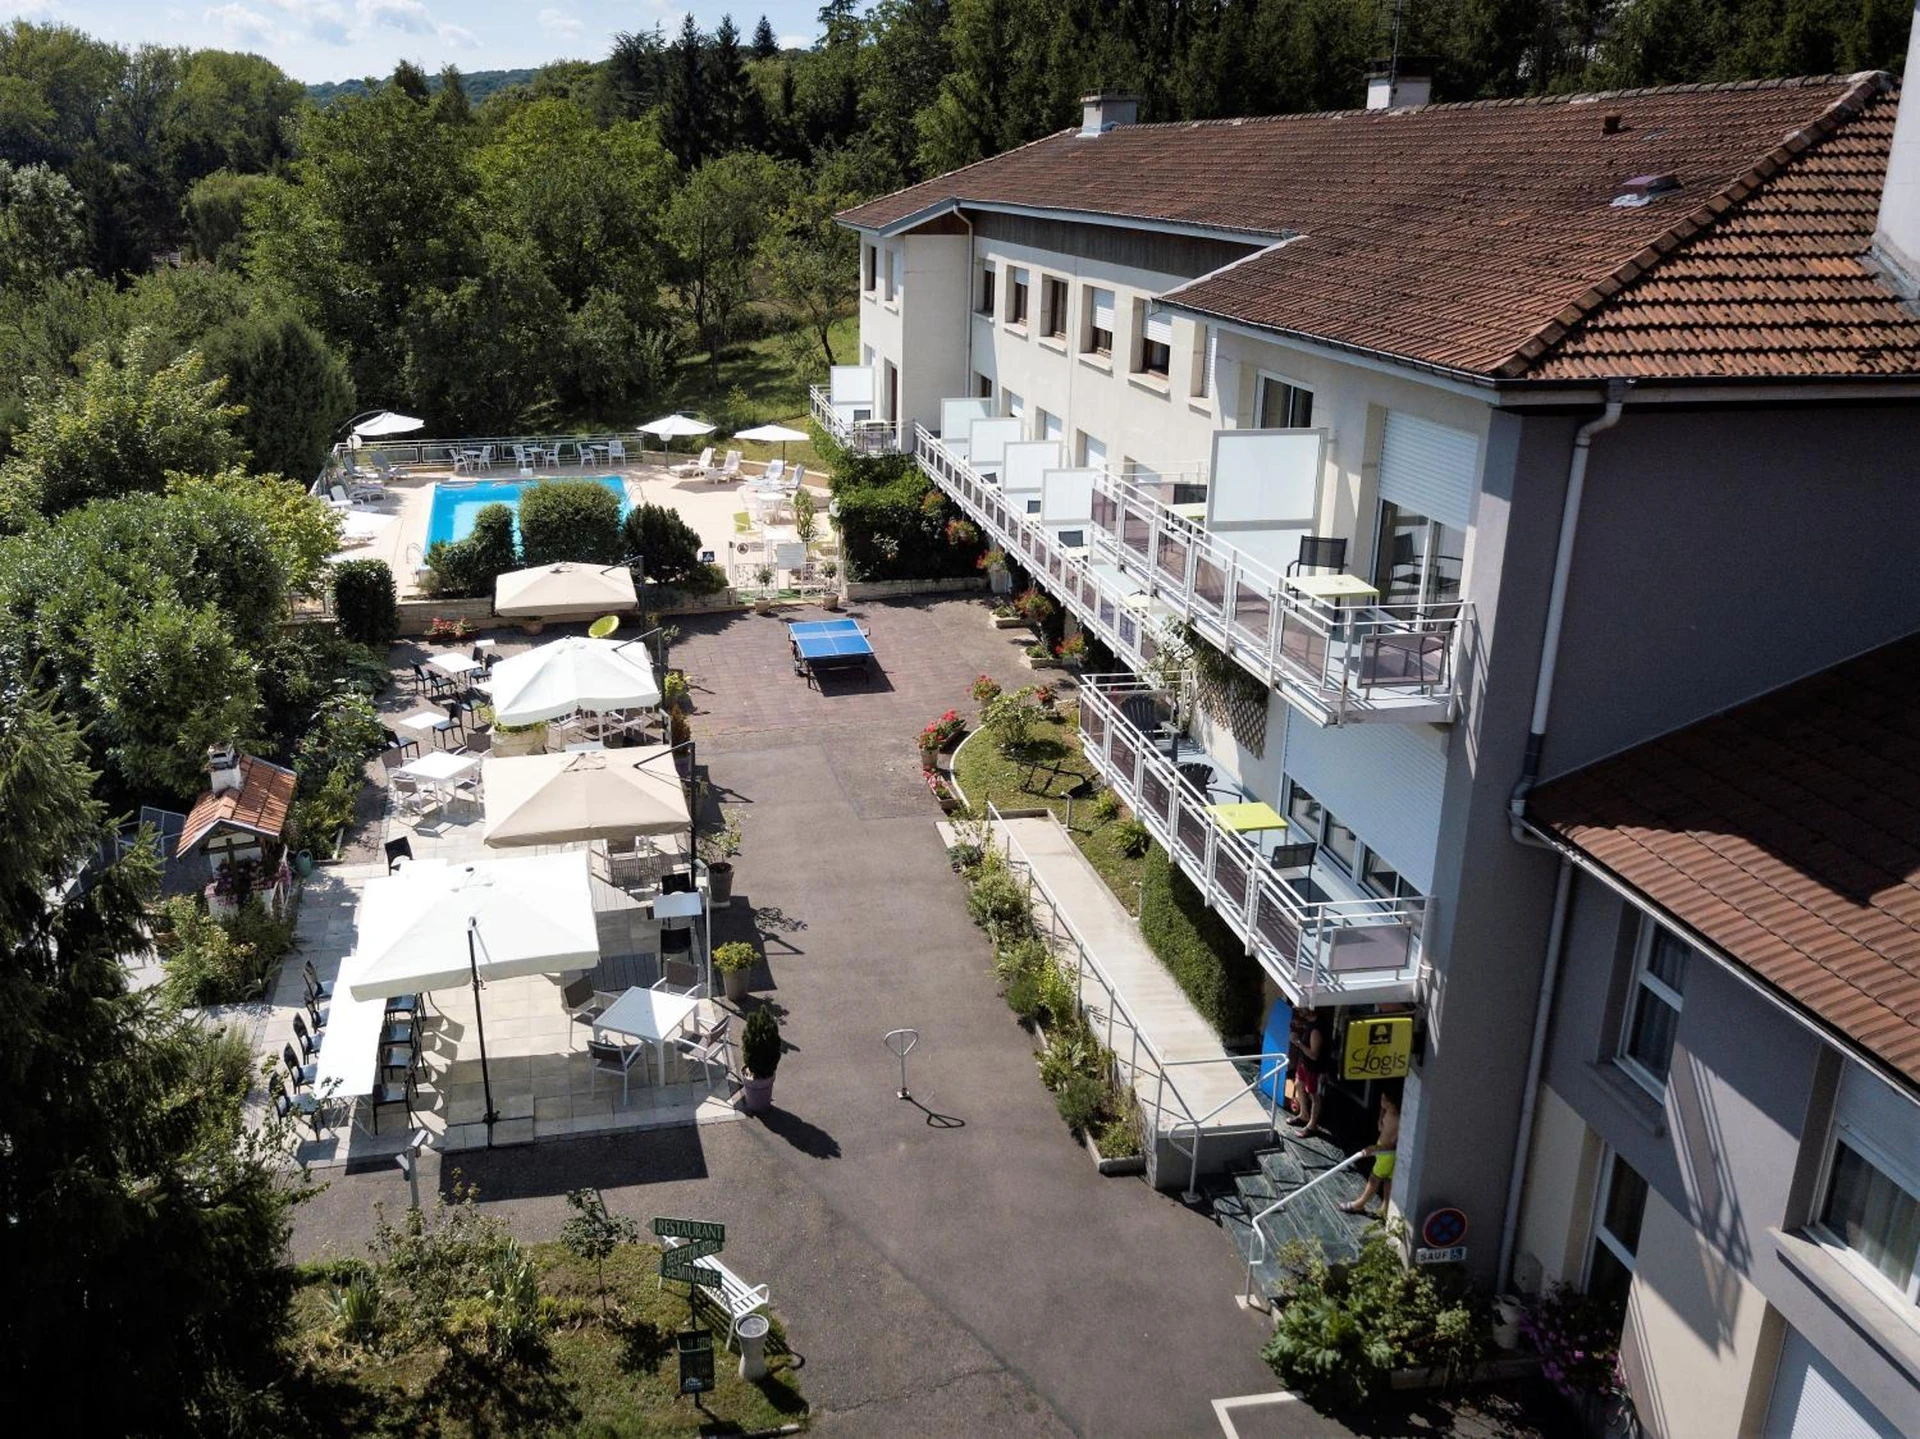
[1379, 412, 1478, 530]
[1143, 309, 1173, 345]
[1090, 288, 1115, 331]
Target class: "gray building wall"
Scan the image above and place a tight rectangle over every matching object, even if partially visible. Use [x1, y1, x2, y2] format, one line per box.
[1539, 401, 1920, 783]
[1542, 870, 1920, 1432]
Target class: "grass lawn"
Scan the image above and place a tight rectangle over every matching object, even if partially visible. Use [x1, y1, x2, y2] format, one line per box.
[951, 706, 1151, 913]
[657, 314, 860, 477]
[290, 1243, 806, 1436]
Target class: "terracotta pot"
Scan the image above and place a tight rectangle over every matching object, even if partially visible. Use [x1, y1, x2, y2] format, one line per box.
[741, 1075, 775, 1113]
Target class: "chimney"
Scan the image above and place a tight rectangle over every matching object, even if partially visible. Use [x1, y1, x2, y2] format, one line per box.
[1365, 58, 1432, 111]
[1871, 3, 1920, 295]
[207, 742, 243, 796]
[1079, 93, 1138, 137]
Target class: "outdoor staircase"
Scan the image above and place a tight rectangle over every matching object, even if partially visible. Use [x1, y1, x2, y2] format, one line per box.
[1210, 1130, 1373, 1304]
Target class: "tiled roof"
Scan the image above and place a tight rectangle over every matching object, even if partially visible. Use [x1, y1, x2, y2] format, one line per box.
[841, 75, 1920, 382]
[177, 755, 298, 858]
[1530, 634, 1920, 1089]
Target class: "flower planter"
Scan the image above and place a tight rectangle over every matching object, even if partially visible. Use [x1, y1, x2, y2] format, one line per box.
[707, 861, 734, 907]
[490, 724, 548, 758]
[741, 1075, 775, 1113]
[1084, 1130, 1147, 1176]
[722, 966, 752, 1003]
[991, 614, 1027, 630]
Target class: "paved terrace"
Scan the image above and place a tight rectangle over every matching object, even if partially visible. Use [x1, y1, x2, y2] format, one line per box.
[290, 596, 1287, 1436]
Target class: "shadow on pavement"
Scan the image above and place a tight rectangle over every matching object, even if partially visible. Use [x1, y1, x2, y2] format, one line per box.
[756, 1106, 841, 1159]
[436, 1126, 711, 1201]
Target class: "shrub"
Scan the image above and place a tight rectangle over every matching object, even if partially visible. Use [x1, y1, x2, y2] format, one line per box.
[1138, 846, 1264, 1038]
[828, 454, 980, 581]
[1091, 788, 1121, 823]
[1013, 587, 1055, 625]
[424, 502, 518, 598]
[295, 691, 387, 783]
[971, 674, 1001, 705]
[945, 517, 978, 546]
[1005, 968, 1044, 1021]
[1520, 1285, 1626, 1402]
[967, 862, 1034, 941]
[622, 502, 720, 592]
[1262, 1227, 1486, 1409]
[1055, 633, 1087, 664]
[154, 895, 290, 1008]
[712, 941, 757, 974]
[518, 479, 622, 567]
[1054, 1074, 1107, 1133]
[331, 559, 398, 645]
[292, 765, 360, 854]
[326, 1271, 384, 1347]
[1093, 1089, 1144, 1158]
[1114, 818, 1151, 857]
[1037, 1026, 1100, 1091]
[982, 688, 1042, 755]
[741, 1006, 782, 1079]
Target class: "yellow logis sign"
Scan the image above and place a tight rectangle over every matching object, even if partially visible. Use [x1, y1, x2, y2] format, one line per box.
[1343, 1015, 1413, 1081]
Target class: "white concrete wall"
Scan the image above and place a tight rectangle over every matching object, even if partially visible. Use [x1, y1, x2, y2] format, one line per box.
[901, 233, 972, 436]
[1515, 1084, 1603, 1291]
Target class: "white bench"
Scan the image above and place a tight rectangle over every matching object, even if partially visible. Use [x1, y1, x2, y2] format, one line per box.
[660, 1235, 771, 1348]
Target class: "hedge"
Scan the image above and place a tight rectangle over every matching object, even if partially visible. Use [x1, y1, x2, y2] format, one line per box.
[424, 502, 517, 598]
[330, 559, 398, 644]
[518, 479, 623, 567]
[1137, 845, 1264, 1040]
[623, 503, 724, 593]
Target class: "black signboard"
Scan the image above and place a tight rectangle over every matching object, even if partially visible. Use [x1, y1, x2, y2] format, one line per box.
[677, 1330, 715, 1394]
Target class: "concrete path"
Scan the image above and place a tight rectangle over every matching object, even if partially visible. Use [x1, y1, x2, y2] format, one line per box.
[999, 814, 1274, 1136]
[294, 597, 1285, 1435]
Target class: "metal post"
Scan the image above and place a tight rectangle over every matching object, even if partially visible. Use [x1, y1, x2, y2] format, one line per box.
[467, 920, 499, 1140]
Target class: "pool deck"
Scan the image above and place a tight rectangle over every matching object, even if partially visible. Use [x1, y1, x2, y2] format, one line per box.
[334, 456, 826, 599]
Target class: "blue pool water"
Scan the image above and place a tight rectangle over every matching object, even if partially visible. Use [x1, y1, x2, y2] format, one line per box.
[426, 476, 630, 549]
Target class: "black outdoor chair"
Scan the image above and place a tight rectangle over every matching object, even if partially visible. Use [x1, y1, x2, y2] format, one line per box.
[385, 726, 421, 759]
[304, 992, 328, 1033]
[659, 925, 694, 960]
[269, 1074, 327, 1141]
[385, 991, 424, 1023]
[282, 1042, 318, 1091]
[370, 1069, 415, 1134]
[303, 958, 332, 1002]
[1268, 840, 1318, 873]
[660, 868, 696, 895]
[384, 836, 414, 871]
[1287, 535, 1349, 577]
[293, 1014, 322, 1061]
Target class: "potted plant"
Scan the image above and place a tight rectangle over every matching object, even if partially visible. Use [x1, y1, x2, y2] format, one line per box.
[1034, 684, 1057, 711]
[821, 560, 840, 610]
[712, 941, 757, 1003]
[740, 1006, 781, 1113]
[752, 565, 775, 614]
[698, 807, 741, 906]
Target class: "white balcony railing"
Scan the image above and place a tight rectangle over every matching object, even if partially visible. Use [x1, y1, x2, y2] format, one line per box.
[1076, 675, 1426, 1005]
[809, 386, 904, 455]
[913, 423, 1467, 727]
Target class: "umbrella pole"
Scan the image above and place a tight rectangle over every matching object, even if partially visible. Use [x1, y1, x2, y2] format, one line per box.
[468, 919, 500, 1141]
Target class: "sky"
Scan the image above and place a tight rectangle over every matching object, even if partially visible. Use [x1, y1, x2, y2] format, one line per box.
[6, 1, 828, 82]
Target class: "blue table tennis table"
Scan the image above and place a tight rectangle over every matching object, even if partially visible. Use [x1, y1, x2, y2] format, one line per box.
[788, 616, 874, 684]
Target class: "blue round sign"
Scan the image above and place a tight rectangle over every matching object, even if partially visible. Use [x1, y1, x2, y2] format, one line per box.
[1422, 1207, 1468, 1248]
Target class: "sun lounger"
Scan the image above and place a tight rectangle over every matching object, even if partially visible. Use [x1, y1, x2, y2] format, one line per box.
[717, 450, 742, 483]
[671, 446, 715, 479]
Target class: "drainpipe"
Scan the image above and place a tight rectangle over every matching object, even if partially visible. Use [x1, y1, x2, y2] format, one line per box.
[1507, 380, 1626, 841]
[960, 213, 976, 445]
[1497, 855, 1572, 1293]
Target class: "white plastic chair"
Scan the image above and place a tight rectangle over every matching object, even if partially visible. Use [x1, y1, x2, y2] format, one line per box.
[718, 451, 742, 482]
[608, 438, 627, 463]
[671, 446, 714, 479]
[762, 458, 785, 485]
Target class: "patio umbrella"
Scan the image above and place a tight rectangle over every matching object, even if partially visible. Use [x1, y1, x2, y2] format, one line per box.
[348, 852, 598, 1140]
[487, 635, 662, 726]
[640, 413, 716, 456]
[494, 562, 637, 619]
[352, 410, 425, 438]
[733, 422, 808, 464]
[481, 747, 689, 847]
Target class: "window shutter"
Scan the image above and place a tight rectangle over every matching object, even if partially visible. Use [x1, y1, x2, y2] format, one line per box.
[890, 248, 903, 294]
[1010, 266, 1028, 289]
[1203, 328, 1217, 397]
[1379, 412, 1478, 530]
[1083, 435, 1107, 471]
[1143, 309, 1173, 345]
[1090, 288, 1115, 331]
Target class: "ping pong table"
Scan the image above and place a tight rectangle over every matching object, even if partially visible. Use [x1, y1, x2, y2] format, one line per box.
[788, 616, 874, 683]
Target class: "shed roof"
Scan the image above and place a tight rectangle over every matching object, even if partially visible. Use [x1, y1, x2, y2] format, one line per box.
[177, 756, 298, 858]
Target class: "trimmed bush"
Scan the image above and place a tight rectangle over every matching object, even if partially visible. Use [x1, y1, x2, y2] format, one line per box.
[518, 479, 623, 567]
[331, 559, 398, 645]
[1137, 846, 1264, 1039]
[822, 446, 983, 582]
[622, 502, 723, 593]
[424, 503, 517, 598]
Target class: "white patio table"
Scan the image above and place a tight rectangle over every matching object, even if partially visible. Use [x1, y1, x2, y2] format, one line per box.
[313, 950, 392, 1122]
[427, 651, 482, 680]
[394, 749, 481, 802]
[593, 985, 701, 1088]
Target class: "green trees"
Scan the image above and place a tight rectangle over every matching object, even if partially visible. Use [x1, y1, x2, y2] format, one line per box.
[0, 692, 299, 1431]
[200, 307, 356, 479]
[425, 502, 519, 598]
[623, 501, 722, 592]
[518, 479, 624, 567]
[665, 150, 790, 382]
[332, 559, 400, 646]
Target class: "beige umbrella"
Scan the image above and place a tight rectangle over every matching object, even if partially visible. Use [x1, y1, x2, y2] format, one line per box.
[481, 747, 689, 847]
[495, 562, 637, 619]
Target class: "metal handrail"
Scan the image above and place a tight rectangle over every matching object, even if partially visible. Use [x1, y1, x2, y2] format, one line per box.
[1073, 675, 1425, 1002]
[326, 429, 655, 477]
[1164, 1056, 1288, 1202]
[809, 387, 904, 454]
[1242, 1148, 1372, 1309]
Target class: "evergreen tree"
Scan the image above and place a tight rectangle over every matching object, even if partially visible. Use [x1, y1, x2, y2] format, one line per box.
[607, 25, 669, 118]
[753, 15, 780, 59]
[708, 15, 762, 152]
[661, 14, 709, 168]
[430, 62, 472, 125]
[390, 58, 431, 103]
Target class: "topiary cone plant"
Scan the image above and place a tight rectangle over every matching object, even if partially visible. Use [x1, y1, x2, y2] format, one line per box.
[740, 1006, 782, 1114]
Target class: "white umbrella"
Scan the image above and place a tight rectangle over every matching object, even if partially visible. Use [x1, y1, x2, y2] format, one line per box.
[352, 411, 425, 438]
[488, 634, 661, 726]
[482, 747, 689, 848]
[494, 562, 637, 619]
[641, 413, 717, 456]
[733, 422, 808, 464]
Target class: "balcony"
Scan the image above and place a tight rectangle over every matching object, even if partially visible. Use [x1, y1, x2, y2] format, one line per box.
[1076, 676, 1425, 1005]
[1088, 474, 1467, 726]
[809, 385, 903, 455]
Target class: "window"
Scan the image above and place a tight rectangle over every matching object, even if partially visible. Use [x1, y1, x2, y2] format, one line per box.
[884, 246, 900, 301]
[1363, 850, 1414, 900]
[975, 372, 994, 399]
[1285, 782, 1324, 838]
[1042, 276, 1069, 339]
[1821, 1143, 1920, 1299]
[1081, 433, 1107, 471]
[1036, 408, 1063, 443]
[1258, 375, 1313, 428]
[1003, 388, 1024, 423]
[1372, 501, 1466, 615]
[1138, 306, 1172, 379]
[1026, 498, 1041, 514]
[977, 263, 995, 316]
[861, 244, 876, 292]
[1057, 528, 1086, 548]
[1618, 919, 1691, 1095]
[1085, 286, 1115, 357]
[1008, 267, 1029, 327]
[1587, 1151, 1648, 1308]
[1192, 324, 1216, 398]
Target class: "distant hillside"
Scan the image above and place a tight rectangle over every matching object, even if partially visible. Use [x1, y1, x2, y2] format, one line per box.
[306, 68, 543, 106]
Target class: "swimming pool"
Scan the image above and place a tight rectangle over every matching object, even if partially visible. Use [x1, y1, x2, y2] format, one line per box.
[425, 476, 631, 549]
